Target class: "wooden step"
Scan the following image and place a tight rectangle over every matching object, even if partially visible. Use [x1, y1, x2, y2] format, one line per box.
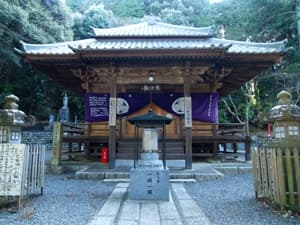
[117, 139, 185, 160]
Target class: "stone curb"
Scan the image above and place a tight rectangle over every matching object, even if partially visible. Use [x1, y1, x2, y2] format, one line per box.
[171, 183, 212, 225]
[214, 166, 252, 175]
[87, 183, 128, 225]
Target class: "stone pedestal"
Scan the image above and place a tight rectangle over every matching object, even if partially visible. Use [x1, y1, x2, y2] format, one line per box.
[129, 153, 169, 201]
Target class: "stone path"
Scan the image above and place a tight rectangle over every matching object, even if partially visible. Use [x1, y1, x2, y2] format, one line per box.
[87, 183, 211, 225]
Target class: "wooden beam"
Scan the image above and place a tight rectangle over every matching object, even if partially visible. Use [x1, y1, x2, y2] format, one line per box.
[184, 61, 192, 169]
[78, 49, 224, 59]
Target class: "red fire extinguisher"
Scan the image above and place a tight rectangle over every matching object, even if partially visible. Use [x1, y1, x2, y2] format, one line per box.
[101, 146, 109, 163]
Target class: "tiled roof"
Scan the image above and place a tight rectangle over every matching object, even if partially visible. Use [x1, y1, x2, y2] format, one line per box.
[92, 21, 215, 37]
[20, 39, 94, 55]
[70, 38, 230, 51]
[18, 22, 286, 56]
[20, 38, 286, 55]
[222, 39, 287, 54]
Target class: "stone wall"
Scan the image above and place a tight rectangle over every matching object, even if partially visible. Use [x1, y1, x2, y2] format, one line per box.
[22, 130, 53, 151]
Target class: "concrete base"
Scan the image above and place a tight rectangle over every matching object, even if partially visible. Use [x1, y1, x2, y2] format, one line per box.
[129, 168, 169, 201]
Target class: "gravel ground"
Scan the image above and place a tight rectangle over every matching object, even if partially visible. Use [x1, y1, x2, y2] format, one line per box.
[0, 174, 115, 225]
[1, 173, 299, 225]
[185, 173, 300, 225]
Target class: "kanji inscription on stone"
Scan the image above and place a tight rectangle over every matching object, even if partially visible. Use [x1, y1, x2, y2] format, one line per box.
[0, 144, 25, 196]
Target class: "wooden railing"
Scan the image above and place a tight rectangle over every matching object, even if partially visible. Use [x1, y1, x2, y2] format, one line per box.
[52, 122, 86, 165]
[62, 122, 85, 136]
[52, 122, 117, 164]
[191, 122, 246, 137]
[252, 145, 300, 213]
[52, 121, 250, 163]
[217, 123, 246, 136]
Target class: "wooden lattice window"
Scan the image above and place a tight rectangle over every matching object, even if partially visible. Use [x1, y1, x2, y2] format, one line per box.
[288, 126, 299, 136]
[275, 126, 285, 138]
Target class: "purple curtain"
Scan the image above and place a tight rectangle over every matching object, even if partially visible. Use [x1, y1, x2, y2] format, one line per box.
[85, 93, 218, 123]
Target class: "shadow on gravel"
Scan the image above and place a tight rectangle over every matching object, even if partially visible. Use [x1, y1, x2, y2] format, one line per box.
[184, 174, 300, 225]
[0, 174, 116, 225]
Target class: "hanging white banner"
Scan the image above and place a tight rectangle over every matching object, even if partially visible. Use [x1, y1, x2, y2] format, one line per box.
[184, 97, 192, 127]
[109, 98, 117, 126]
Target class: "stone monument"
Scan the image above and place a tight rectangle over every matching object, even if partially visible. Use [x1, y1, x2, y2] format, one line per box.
[128, 110, 172, 201]
[0, 95, 45, 208]
[58, 92, 70, 122]
[0, 94, 27, 201]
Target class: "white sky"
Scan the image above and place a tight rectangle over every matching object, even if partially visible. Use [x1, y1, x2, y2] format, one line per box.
[209, 0, 224, 3]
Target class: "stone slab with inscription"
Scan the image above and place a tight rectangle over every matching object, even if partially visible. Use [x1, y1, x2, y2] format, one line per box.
[0, 144, 26, 196]
[129, 166, 169, 201]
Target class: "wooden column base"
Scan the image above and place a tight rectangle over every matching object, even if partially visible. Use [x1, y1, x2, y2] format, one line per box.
[185, 127, 192, 169]
[109, 126, 116, 169]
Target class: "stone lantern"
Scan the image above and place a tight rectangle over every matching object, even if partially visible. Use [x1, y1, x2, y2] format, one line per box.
[268, 90, 300, 139]
[0, 95, 26, 143]
[128, 109, 172, 201]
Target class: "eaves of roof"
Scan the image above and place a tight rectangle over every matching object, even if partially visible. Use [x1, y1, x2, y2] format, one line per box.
[17, 37, 286, 56]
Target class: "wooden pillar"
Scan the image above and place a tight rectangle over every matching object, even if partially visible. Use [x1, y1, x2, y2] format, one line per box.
[213, 124, 218, 159]
[109, 64, 117, 169]
[52, 122, 63, 166]
[84, 123, 91, 156]
[210, 71, 219, 159]
[184, 61, 192, 169]
[245, 118, 251, 160]
[245, 136, 251, 161]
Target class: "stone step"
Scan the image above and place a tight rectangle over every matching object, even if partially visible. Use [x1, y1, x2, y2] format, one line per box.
[102, 179, 196, 183]
[75, 167, 224, 182]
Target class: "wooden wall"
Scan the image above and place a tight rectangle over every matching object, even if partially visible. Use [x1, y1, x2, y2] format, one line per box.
[87, 104, 216, 139]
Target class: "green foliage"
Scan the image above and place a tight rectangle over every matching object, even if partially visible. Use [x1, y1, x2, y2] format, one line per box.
[72, 3, 115, 39]
[111, 0, 146, 18]
[66, 0, 101, 13]
[0, 0, 77, 120]
[208, 0, 295, 42]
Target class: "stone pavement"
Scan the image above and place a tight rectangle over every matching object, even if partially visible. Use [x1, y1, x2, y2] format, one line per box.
[87, 182, 212, 225]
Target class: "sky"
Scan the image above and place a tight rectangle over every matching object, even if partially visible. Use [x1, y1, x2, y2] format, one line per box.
[209, 0, 224, 3]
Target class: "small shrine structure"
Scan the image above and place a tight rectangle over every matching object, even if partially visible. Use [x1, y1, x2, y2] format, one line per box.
[16, 21, 286, 168]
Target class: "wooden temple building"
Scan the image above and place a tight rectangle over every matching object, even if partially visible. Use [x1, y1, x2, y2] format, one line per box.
[16, 21, 286, 168]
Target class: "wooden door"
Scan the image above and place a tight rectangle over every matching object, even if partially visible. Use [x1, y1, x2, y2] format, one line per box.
[122, 103, 181, 139]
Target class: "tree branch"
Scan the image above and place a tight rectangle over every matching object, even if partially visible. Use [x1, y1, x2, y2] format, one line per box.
[221, 96, 243, 123]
